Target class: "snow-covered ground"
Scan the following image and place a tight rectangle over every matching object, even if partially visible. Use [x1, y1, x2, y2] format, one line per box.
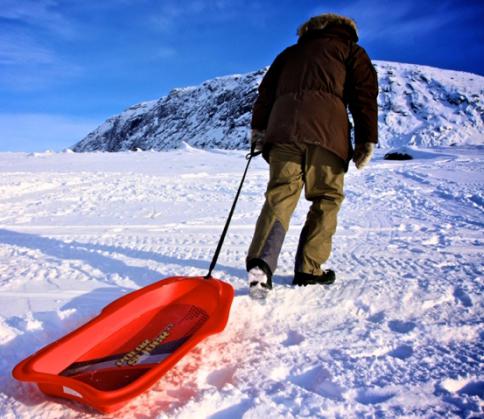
[0, 146, 482, 418]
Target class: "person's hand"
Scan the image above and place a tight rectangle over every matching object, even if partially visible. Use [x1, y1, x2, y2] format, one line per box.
[250, 129, 265, 156]
[353, 142, 375, 169]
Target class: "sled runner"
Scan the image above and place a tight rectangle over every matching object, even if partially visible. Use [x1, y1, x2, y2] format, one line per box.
[12, 151, 255, 412]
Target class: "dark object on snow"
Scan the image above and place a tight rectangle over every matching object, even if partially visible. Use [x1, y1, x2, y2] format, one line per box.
[384, 152, 413, 160]
[293, 269, 336, 286]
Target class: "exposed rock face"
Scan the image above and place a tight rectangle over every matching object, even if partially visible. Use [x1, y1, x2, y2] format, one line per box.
[72, 62, 483, 152]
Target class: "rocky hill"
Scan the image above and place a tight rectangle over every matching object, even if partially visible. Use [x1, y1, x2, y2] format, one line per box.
[72, 61, 483, 152]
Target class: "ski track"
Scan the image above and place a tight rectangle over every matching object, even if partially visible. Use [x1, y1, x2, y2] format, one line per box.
[0, 148, 482, 418]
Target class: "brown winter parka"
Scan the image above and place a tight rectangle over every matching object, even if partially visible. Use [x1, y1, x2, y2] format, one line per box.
[251, 20, 378, 165]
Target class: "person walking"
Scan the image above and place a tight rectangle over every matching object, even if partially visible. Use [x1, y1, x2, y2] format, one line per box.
[247, 13, 378, 294]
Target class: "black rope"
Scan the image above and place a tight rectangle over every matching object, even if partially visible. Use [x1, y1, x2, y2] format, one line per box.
[205, 152, 253, 279]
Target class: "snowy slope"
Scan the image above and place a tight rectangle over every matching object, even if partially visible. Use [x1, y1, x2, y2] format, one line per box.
[72, 62, 484, 152]
[0, 147, 483, 418]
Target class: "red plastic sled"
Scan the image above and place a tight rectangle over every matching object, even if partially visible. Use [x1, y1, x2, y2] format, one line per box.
[13, 276, 234, 413]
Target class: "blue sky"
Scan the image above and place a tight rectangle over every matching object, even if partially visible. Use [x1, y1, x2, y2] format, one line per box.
[0, 0, 483, 152]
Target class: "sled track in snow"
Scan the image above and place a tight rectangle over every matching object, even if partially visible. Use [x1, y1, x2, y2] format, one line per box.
[0, 148, 482, 418]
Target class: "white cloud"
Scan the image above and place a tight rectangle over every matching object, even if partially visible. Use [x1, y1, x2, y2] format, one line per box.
[0, 113, 101, 152]
[150, 0, 263, 31]
[0, 1, 82, 90]
[0, 0, 76, 38]
[0, 28, 82, 90]
[0, 0, 57, 21]
[0, 32, 55, 65]
[0, 49, 83, 91]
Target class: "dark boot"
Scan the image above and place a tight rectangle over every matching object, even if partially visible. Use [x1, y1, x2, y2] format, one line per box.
[292, 270, 336, 286]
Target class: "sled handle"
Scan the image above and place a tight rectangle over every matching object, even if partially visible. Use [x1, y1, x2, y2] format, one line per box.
[205, 152, 253, 279]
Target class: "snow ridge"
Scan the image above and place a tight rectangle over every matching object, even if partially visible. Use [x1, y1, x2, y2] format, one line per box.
[72, 62, 483, 152]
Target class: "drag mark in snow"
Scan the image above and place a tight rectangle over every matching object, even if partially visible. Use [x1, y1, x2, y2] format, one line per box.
[0, 148, 482, 418]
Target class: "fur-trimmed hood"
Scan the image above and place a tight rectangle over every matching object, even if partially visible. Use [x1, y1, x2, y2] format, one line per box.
[297, 14, 358, 42]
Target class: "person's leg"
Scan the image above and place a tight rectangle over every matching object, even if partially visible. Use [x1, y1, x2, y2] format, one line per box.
[247, 143, 304, 278]
[294, 145, 345, 276]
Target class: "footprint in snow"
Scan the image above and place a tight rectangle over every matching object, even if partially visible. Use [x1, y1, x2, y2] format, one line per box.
[289, 366, 344, 401]
[388, 319, 416, 334]
[367, 311, 385, 324]
[453, 287, 473, 307]
[356, 388, 395, 405]
[387, 344, 413, 360]
[456, 381, 484, 398]
[436, 378, 484, 399]
[434, 379, 484, 414]
[282, 330, 305, 347]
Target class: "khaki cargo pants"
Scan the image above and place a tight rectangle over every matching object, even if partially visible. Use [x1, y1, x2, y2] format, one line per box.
[247, 142, 345, 276]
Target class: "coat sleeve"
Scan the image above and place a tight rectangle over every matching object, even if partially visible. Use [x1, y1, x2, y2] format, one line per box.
[251, 51, 287, 130]
[345, 45, 379, 145]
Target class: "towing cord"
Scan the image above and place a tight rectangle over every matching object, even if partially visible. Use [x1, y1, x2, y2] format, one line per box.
[204, 151, 254, 279]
